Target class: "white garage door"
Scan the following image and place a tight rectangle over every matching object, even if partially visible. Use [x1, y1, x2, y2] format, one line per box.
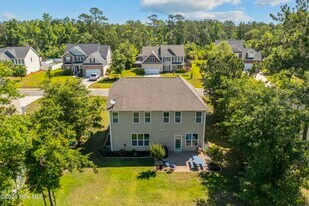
[85, 69, 102, 78]
[144, 67, 160, 75]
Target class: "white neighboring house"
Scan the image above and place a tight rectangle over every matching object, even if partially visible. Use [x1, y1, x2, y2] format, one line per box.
[0, 46, 41, 74]
[62, 44, 112, 78]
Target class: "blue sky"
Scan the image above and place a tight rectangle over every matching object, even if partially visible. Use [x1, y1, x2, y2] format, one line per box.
[0, 0, 294, 23]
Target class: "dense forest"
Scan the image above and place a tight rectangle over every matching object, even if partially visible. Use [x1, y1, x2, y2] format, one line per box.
[0, 1, 308, 75]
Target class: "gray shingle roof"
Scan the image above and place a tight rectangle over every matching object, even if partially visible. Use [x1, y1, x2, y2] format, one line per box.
[0, 46, 32, 59]
[141, 45, 185, 58]
[65, 44, 110, 59]
[83, 51, 107, 65]
[215, 39, 262, 60]
[107, 76, 210, 112]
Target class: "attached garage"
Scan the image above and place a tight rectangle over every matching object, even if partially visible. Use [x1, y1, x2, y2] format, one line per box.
[143, 67, 161, 75]
[84, 69, 102, 78]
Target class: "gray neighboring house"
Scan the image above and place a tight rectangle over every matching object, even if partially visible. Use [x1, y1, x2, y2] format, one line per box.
[215, 40, 262, 70]
[62, 44, 111, 78]
[0, 46, 41, 74]
[138, 45, 185, 74]
[107, 76, 211, 152]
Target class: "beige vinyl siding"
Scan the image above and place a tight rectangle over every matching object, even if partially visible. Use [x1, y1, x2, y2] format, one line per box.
[110, 111, 205, 151]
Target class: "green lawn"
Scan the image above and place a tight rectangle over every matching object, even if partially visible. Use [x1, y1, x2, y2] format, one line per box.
[25, 99, 42, 115]
[160, 61, 204, 88]
[23, 159, 206, 206]
[89, 68, 144, 89]
[10, 69, 76, 88]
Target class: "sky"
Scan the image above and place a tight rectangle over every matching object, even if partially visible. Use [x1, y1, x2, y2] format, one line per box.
[0, 0, 294, 23]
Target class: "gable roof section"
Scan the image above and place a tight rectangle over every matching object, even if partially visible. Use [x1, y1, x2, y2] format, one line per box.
[68, 46, 87, 56]
[0, 46, 33, 59]
[215, 40, 244, 51]
[65, 44, 110, 59]
[243, 48, 262, 60]
[83, 51, 107, 65]
[142, 45, 185, 58]
[141, 51, 162, 64]
[107, 76, 210, 112]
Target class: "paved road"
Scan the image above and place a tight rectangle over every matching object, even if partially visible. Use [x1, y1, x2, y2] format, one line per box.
[19, 88, 110, 97]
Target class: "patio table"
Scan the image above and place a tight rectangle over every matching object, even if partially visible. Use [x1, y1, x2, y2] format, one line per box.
[193, 155, 205, 167]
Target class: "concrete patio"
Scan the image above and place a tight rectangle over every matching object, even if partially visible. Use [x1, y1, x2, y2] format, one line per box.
[161, 151, 211, 172]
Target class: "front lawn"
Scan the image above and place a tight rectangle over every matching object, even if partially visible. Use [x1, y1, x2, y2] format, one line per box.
[160, 61, 204, 88]
[11, 69, 76, 88]
[89, 68, 144, 89]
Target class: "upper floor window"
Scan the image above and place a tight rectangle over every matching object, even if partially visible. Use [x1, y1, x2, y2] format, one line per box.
[133, 112, 140, 123]
[144, 112, 151, 123]
[248, 51, 254, 58]
[149, 57, 155, 63]
[21, 59, 24, 65]
[163, 112, 170, 123]
[65, 56, 71, 63]
[175, 112, 182, 123]
[90, 58, 96, 64]
[195, 112, 203, 123]
[112, 112, 119, 124]
[30, 57, 33, 62]
[18, 59, 21, 64]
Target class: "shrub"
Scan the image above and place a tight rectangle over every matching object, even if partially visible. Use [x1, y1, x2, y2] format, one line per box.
[99, 145, 111, 157]
[175, 68, 186, 73]
[207, 145, 224, 165]
[134, 69, 145, 75]
[118, 149, 126, 157]
[62, 69, 73, 76]
[149, 143, 165, 160]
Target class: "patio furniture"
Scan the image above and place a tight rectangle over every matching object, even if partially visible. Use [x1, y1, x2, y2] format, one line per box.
[188, 158, 195, 170]
[162, 160, 176, 170]
[193, 155, 205, 167]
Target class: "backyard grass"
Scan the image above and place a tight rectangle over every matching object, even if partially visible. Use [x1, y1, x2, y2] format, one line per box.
[10, 69, 76, 88]
[160, 61, 204, 88]
[25, 99, 42, 115]
[23, 159, 206, 206]
[89, 68, 144, 88]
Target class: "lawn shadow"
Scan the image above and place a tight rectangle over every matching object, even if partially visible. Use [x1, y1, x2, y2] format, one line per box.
[97, 77, 118, 84]
[137, 170, 156, 180]
[130, 68, 145, 75]
[92, 157, 154, 168]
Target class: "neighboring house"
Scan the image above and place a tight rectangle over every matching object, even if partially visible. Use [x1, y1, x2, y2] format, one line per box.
[107, 76, 211, 152]
[138, 45, 185, 74]
[0, 46, 41, 74]
[62, 44, 112, 78]
[215, 40, 262, 70]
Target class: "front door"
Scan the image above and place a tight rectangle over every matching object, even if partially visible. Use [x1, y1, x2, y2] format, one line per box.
[174, 135, 182, 152]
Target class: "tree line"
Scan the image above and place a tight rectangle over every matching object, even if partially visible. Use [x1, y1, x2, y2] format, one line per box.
[0, 2, 307, 75]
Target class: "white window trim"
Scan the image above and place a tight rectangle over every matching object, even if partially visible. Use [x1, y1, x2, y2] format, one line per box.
[144, 112, 152, 124]
[111, 112, 119, 124]
[185, 133, 199, 147]
[132, 112, 140, 124]
[131, 133, 150, 147]
[195, 111, 203, 124]
[162, 112, 170, 124]
[174, 111, 182, 124]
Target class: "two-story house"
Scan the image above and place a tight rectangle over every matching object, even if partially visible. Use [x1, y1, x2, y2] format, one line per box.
[62, 44, 112, 78]
[138, 45, 185, 74]
[215, 40, 262, 70]
[0, 46, 40, 74]
[107, 76, 210, 152]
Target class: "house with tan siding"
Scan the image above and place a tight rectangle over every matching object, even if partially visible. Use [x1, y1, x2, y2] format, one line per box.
[62, 43, 111, 78]
[107, 76, 210, 152]
[138, 45, 185, 74]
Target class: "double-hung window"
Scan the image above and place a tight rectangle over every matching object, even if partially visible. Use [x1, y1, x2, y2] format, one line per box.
[112, 112, 119, 123]
[144, 112, 151, 123]
[163, 112, 170, 123]
[133, 112, 140, 123]
[186, 133, 198, 147]
[131, 133, 150, 147]
[175, 112, 182, 123]
[195, 111, 203, 123]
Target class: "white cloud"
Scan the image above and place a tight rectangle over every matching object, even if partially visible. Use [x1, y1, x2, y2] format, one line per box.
[183, 10, 253, 22]
[140, 0, 241, 13]
[2, 12, 16, 20]
[255, 0, 291, 6]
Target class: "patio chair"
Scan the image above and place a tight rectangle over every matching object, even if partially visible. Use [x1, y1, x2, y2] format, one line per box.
[162, 160, 176, 171]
